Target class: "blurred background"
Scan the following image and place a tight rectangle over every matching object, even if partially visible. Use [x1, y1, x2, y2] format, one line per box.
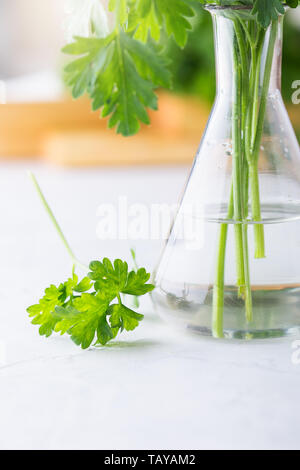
[0, 0, 299, 165]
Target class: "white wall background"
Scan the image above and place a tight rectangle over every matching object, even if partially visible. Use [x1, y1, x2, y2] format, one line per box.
[0, 0, 67, 78]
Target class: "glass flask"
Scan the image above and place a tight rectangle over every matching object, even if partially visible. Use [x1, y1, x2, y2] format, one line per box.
[153, 6, 300, 339]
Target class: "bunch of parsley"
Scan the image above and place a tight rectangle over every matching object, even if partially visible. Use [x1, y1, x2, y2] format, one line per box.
[63, 0, 299, 136]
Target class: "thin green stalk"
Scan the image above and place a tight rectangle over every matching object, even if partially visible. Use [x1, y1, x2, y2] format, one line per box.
[212, 224, 229, 338]
[249, 20, 277, 258]
[250, 30, 266, 149]
[233, 19, 253, 322]
[237, 17, 254, 47]
[212, 187, 234, 338]
[28, 171, 89, 272]
[252, 20, 278, 164]
[233, 19, 249, 132]
[245, 29, 265, 262]
[232, 38, 254, 322]
[245, 46, 257, 161]
[249, 162, 265, 258]
[243, 164, 249, 218]
[232, 49, 245, 295]
[241, 223, 253, 322]
[245, 29, 265, 159]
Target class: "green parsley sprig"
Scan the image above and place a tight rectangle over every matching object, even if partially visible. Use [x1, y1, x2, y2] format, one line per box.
[27, 173, 154, 349]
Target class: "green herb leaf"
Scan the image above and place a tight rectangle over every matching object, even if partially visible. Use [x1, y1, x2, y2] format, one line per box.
[59, 294, 109, 349]
[109, 0, 129, 24]
[74, 276, 93, 293]
[62, 34, 114, 99]
[88, 258, 155, 296]
[252, 0, 285, 28]
[63, 31, 171, 136]
[130, 0, 195, 47]
[27, 275, 78, 337]
[285, 0, 299, 8]
[109, 303, 144, 332]
[122, 268, 153, 295]
[27, 259, 154, 348]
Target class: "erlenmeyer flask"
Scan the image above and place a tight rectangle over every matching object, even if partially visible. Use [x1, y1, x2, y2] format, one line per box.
[153, 5, 300, 339]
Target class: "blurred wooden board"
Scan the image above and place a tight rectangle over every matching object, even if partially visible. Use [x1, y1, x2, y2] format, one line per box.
[43, 130, 200, 166]
[0, 98, 106, 157]
[0, 92, 298, 165]
[0, 93, 209, 164]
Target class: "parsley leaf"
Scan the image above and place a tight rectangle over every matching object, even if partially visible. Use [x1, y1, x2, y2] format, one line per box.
[252, 0, 285, 28]
[63, 32, 171, 136]
[63, 35, 113, 99]
[27, 259, 154, 349]
[285, 0, 299, 7]
[88, 258, 154, 296]
[122, 268, 153, 296]
[109, 0, 129, 24]
[27, 274, 86, 337]
[130, 0, 195, 47]
[108, 304, 144, 332]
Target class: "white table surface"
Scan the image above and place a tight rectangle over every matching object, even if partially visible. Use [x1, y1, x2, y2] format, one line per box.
[1, 162, 300, 451]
